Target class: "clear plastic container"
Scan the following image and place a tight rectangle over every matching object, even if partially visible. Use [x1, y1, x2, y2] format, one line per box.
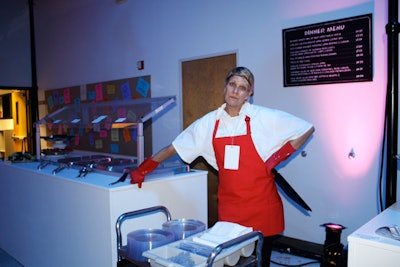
[127, 228, 174, 262]
[162, 219, 206, 240]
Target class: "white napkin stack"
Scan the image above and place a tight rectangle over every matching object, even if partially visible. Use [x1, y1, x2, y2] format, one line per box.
[192, 221, 253, 247]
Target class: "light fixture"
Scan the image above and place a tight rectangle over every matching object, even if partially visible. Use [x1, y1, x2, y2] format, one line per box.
[91, 115, 107, 124]
[348, 148, 355, 159]
[320, 223, 346, 267]
[137, 60, 144, 70]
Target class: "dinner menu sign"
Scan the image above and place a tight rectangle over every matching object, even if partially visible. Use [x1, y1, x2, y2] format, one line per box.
[283, 14, 372, 87]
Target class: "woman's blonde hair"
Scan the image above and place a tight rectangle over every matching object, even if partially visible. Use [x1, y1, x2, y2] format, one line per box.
[225, 66, 254, 92]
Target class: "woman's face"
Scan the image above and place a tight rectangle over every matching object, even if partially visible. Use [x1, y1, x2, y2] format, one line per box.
[224, 75, 253, 110]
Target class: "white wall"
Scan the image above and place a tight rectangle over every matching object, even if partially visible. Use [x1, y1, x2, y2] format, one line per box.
[34, 0, 388, 246]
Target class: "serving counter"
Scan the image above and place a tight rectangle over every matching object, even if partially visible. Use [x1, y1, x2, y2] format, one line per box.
[0, 161, 208, 267]
[347, 202, 400, 267]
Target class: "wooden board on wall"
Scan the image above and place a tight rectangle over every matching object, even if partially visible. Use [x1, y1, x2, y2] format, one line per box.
[43, 76, 152, 157]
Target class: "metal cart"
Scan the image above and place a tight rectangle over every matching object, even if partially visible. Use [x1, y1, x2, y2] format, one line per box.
[115, 206, 264, 267]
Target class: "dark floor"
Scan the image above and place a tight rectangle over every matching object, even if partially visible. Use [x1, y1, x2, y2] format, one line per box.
[270, 250, 320, 266]
[0, 249, 23, 267]
[0, 249, 323, 267]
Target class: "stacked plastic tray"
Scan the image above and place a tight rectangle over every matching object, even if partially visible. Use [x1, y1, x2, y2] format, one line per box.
[142, 231, 259, 267]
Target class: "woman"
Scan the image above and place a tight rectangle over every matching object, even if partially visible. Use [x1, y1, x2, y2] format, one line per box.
[130, 66, 315, 266]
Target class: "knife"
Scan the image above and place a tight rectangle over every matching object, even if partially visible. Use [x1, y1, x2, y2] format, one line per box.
[273, 169, 312, 212]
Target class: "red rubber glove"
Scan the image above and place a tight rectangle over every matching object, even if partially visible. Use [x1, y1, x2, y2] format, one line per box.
[265, 142, 296, 177]
[130, 157, 159, 188]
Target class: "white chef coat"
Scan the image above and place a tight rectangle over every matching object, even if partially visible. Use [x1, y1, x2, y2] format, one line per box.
[172, 102, 313, 170]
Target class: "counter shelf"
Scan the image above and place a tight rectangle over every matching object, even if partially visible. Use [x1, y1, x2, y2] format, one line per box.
[35, 96, 176, 164]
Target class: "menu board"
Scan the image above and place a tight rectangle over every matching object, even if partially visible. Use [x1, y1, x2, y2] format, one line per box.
[283, 14, 372, 87]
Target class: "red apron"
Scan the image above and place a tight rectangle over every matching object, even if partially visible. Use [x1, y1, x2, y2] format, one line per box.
[212, 116, 284, 236]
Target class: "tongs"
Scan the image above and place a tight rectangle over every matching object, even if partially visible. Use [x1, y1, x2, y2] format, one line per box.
[53, 157, 81, 175]
[77, 162, 96, 177]
[37, 160, 51, 170]
[52, 162, 73, 175]
[75, 157, 111, 178]
[109, 168, 133, 186]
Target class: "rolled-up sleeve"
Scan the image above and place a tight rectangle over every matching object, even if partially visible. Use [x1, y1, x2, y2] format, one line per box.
[252, 108, 313, 161]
